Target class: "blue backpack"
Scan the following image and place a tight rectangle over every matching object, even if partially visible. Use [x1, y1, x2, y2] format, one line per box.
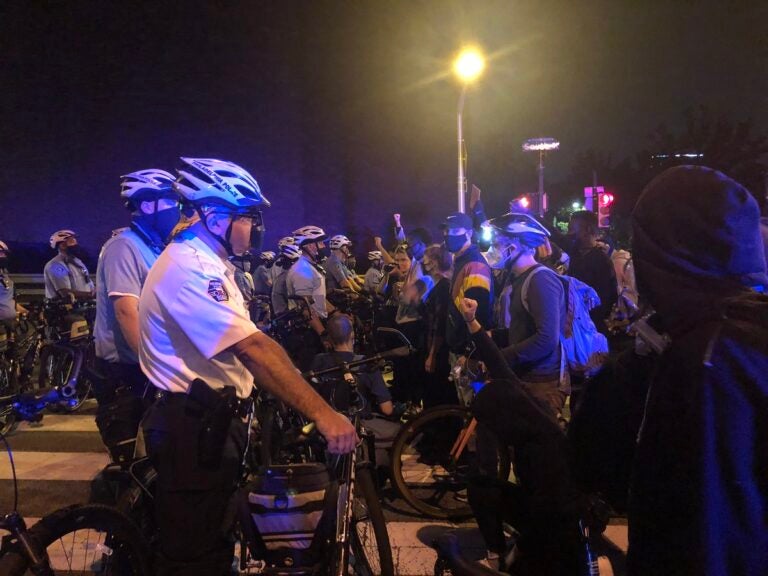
[521, 266, 609, 381]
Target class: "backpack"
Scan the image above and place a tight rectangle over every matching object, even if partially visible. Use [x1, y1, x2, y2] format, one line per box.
[521, 266, 609, 381]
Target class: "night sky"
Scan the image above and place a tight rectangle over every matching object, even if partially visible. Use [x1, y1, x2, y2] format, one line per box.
[2, 1, 766, 264]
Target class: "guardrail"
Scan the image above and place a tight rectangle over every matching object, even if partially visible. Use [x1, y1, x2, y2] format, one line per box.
[10, 274, 48, 301]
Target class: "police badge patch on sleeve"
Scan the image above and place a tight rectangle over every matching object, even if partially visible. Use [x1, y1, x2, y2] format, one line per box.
[207, 279, 229, 302]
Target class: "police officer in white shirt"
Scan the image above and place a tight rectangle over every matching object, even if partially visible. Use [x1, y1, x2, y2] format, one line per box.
[44, 230, 95, 301]
[139, 158, 356, 575]
[286, 225, 337, 368]
[93, 168, 180, 465]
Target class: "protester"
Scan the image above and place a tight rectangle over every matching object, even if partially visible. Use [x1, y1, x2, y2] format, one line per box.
[628, 166, 768, 576]
[442, 212, 493, 354]
[422, 243, 456, 408]
[487, 213, 568, 420]
[566, 211, 618, 334]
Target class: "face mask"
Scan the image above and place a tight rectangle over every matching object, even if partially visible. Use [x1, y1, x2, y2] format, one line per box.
[153, 206, 181, 244]
[347, 257, 357, 270]
[486, 244, 515, 270]
[445, 234, 467, 253]
[316, 245, 331, 262]
[67, 245, 87, 260]
[248, 225, 265, 257]
[0, 257, 8, 269]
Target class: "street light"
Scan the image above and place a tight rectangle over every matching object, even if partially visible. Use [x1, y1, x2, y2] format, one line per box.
[453, 47, 485, 213]
[522, 137, 560, 218]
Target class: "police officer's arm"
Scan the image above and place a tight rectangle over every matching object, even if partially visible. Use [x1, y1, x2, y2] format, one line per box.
[231, 332, 358, 454]
[112, 296, 140, 355]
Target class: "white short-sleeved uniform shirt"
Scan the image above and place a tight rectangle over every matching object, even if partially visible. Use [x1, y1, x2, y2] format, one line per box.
[43, 254, 94, 299]
[94, 229, 158, 363]
[138, 232, 259, 399]
[286, 254, 327, 319]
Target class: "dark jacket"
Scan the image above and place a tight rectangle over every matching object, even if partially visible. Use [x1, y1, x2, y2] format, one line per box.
[628, 165, 768, 576]
[567, 245, 617, 335]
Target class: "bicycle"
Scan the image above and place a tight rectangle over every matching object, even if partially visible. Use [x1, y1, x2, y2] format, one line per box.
[37, 300, 98, 412]
[0, 387, 152, 575]
[115, 336, 411, 575]
[389, 352, 511, 520]
[0, 311, 43, 435]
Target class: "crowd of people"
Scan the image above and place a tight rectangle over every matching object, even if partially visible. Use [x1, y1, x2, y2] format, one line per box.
[0, 158, 766, 575]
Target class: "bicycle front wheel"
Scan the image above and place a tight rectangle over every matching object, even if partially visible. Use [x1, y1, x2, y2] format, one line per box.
[0, 504, 152, 576]
[391, 405, 511, 520]
[349, 466, 394, 576]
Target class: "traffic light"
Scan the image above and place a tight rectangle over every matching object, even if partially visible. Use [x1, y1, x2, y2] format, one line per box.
[597, 191, 615, 228]
[510, 194, 535, 213]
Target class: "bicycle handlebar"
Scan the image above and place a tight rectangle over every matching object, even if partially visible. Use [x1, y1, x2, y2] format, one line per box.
[301, 345, 412, 381]
[0, 387, 74, 422]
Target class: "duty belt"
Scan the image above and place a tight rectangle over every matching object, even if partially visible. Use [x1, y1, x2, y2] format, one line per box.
[151, 386, 253, 419]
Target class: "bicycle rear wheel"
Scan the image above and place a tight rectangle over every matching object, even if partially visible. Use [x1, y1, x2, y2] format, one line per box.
[39, 345, 91, 412]
[391, 405, 511, 520]
[349, 466, 394, 576]
[0, 504, 152, 575]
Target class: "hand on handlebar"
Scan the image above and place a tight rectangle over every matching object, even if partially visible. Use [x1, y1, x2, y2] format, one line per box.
[316, 410, 358, 454]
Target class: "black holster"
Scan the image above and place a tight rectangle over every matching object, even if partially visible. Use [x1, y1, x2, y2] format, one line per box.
[189, 378, 237, 469]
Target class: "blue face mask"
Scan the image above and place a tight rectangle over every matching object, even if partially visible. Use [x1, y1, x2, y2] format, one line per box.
[445, 233, 467, 253]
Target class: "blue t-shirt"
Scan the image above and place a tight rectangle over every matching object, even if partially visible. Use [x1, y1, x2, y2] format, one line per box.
[94, 229, 158, 363]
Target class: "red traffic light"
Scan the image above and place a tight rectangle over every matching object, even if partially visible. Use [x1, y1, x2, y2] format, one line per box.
[599, 192, 615, 207]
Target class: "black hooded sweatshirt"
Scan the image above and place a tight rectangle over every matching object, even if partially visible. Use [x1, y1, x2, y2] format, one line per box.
[628, 166, 768, 576]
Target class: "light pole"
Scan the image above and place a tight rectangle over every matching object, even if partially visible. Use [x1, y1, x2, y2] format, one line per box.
[453, 47, 485, 213]
[522, 137, 560, 218]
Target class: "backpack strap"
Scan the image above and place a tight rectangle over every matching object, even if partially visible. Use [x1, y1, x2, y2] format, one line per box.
[519, 265, 550, 313]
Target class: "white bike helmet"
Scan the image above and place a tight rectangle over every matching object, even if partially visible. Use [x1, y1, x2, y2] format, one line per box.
[174, 157, 270, 213]
[260, 251, 276, 262]
[278, 236, 296, 250]
[50, 229, 77, 249]
[280, 244, 301, 261]
[367, 250, 383, 261]
[329, 234, 352, 250]
[0, 241, 9, 253]
[120, 169, 177, 202]
[292, 226, 327, 246]
[487, 213, 551, 238]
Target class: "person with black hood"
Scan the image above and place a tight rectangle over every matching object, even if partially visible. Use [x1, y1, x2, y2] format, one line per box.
[628, 166, 768, 575]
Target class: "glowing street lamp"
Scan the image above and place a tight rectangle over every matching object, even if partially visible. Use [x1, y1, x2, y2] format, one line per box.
[522, 137, 560, 217]
[453, 47, 486, 213]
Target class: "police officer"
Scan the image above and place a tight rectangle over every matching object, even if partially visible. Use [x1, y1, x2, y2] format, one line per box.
[93, 168, 180, 465]
[287, 225, 336, 367]
[252, 250, 276, 294]
[0, 241, 20, 331]
[326, 234, 362, 292]
[138, 158, 356, 575]
[271, 238, 301, 316]
[363, 250, 385, 294]
[44, 230, 95, 301]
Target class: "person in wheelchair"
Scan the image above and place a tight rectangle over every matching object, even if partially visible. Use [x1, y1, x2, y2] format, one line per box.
[310, 313, 401, 467]
[459, 297, 598, 575]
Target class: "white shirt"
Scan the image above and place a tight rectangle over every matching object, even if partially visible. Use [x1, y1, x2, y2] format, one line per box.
[138, 232, 259, 399]
[286, 254, 327, 319]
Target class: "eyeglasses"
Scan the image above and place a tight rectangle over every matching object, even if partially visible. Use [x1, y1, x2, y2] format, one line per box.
[234, 211, 264, 228]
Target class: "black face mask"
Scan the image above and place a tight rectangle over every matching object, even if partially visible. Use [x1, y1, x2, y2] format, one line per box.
[316, 245, 331, 262]
[67, 245, 87, 260]
[0, 257, 7, 268]
[249, 226, 265, 257]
